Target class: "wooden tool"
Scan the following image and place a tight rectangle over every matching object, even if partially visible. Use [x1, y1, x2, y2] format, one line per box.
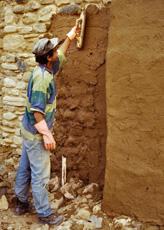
[76, 10, 86, 48]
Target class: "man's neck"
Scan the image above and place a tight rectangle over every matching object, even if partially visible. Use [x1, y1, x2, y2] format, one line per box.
[46, 61, 52, 69]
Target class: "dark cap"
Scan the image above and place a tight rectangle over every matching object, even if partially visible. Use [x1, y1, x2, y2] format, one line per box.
[32, 38, 60, 56]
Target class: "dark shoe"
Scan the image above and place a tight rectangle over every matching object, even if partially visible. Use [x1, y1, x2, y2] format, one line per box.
[39, 213, 64, 226]
[14, 198, 30, 216]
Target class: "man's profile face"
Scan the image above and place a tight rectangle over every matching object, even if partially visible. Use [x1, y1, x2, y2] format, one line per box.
[47, 48, 58, 68]
[51, 48, 58, 62]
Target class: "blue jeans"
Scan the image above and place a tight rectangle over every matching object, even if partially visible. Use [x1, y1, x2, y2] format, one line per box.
[15, 136, 52, 217]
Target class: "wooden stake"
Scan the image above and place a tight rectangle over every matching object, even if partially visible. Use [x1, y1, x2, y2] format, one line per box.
[62, 155, 66, 186]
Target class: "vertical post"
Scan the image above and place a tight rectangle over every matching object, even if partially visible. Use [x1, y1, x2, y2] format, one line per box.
[62, 155, 66, 186]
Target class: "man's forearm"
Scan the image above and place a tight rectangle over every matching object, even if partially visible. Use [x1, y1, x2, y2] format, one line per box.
[59, 37, 71, 56]
[34, 111, 44, 123]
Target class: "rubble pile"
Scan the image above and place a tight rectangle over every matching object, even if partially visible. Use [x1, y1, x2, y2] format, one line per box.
[0, 150, 146, 230]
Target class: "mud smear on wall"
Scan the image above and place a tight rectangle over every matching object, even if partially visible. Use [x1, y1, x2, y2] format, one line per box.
[49, 5, 110, 187]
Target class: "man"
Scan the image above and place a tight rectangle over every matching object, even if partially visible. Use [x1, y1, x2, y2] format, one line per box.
[14, 26, 77, 226]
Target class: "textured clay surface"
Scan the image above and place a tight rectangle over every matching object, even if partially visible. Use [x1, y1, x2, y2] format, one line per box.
[49, 5, 110, 186]
[103, 0, 164, 225]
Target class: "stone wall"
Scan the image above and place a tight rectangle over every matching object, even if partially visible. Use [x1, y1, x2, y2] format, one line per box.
[0, 0, 110, 184]
[103, 0, 164, 225]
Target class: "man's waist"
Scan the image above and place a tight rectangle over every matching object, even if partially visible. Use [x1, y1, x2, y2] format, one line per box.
[21, 124, 42, 141]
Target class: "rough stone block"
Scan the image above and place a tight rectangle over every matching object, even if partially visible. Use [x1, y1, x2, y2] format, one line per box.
[0, 195, 8, 210]
[2, 132, 9, 138]
[1, 63, 17, 70]
[51, 196, 64, 210]
[17, 60, 27, 72]
[13, 5, 25, 14]
[2, 120, 16, 128]
[38, 5, 57, 22]
[10, 89, 20, 96]
[23, 13, 38, 25]
[18, 26, 33, 34]
[4, 6, 15, 25]
[76, 208, 91, 220]
[3, 138, 13, 144]
[4, 78, 16, 87]
[33, 23, 47, 33]
[13, 136, 22, 145]
[59, 4, 81, 15]
[1, 126, 15, 133]
[18, 53, 32, 58]
[16, 81, 26, 89]
[26, 57, 36, 67]
[4, 25, 17, 33]
[25, 1, 41, 12]
[55, 0, 71, 6]
[39, 0, 54, 4]
[5, 54, 16, 63]
[3, 96, 25, 106]
[3, 35, 26, 51]
[3, 112, 17, 121]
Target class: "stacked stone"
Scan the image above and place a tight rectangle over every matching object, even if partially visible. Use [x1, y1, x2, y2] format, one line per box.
[0, 0, 109, 152]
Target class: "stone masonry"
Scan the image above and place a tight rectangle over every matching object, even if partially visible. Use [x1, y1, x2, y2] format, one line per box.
[0, 0, 110, 153]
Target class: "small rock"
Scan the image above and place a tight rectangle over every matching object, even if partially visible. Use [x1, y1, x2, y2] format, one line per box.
[51, 196, 64, 210]
[113, 216, 133, 229]
[89, 215, 103, 228]
[25, 1, 41, 12]
[82, 183, 99, 194]
[92, 203, 101, 214]
[60, 184, 76, 200]
[69, 178, 83, 190]
[81, 221, 96, 230]
[40, 0, 54, 4]
[17, 59, 27, 72]
[49, 176, 59, 192]
[76, 208, 91, 220]
[0, 195, 9, 210]
[59, 5, 81, 15]
[60, 178, 83, 200]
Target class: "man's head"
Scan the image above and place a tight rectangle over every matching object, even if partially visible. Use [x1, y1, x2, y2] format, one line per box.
[33, 38, 61, 65]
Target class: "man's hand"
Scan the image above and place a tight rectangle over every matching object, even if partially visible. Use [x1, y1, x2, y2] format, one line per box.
[43, 132, 56, 150]
[66, 26, 78, 41]
[34, 119, 56, 150]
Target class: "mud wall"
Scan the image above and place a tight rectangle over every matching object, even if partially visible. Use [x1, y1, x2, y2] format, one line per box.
[103, 0, 164, 225]
[50, 5, 110, 185]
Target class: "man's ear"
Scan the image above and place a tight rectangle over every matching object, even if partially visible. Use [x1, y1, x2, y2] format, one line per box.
[47, 55, 51, 62]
